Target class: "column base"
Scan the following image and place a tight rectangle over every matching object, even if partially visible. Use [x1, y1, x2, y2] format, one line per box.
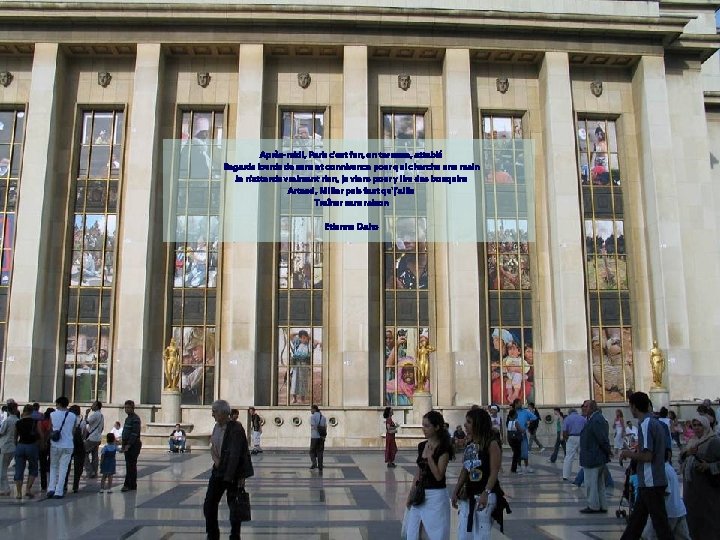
[161, 390, 182, 424]
[411, 393, 433, 424]
[649, 388, 670, 410]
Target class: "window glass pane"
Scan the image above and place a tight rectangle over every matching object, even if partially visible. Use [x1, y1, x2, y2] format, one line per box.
[382, 112, 433, 405]
[481, 115, 533, 405]
[170, 110, 223, 404]
[277, 111, 325, 406]
[63, 111, 124, 402]
[578, 118, 633, 402]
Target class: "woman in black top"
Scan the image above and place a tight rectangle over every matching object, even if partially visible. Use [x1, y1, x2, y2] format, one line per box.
[452, 408, 503, 539]
[404, 410, 454, 540]
[14, 404, 39, 499]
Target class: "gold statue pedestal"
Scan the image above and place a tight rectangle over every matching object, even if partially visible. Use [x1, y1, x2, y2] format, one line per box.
[649, 387, 669, 411]
[161, 389, 182, 425]
[411, 391, 433, 424]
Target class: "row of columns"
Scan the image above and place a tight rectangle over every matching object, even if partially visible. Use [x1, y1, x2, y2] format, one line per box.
[2, 43, 708, 404]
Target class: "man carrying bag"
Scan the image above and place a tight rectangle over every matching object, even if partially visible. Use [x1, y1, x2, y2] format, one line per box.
[204, 400, 254, 540]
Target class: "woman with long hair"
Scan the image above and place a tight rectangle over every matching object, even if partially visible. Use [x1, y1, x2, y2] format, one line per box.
[452, 408, 503, 539]
[680, 413, 720, 538]
[613, 409, 625, 456]
[383, 406, 398, 468]
[404, 410, 454, 540]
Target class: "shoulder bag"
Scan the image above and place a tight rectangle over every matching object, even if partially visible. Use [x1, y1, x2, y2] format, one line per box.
[317, 414, 327, 438]
[50, 411, 70, 442]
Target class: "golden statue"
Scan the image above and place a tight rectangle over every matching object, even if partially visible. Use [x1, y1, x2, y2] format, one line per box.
[163, 338, 181, 391]
[416, 336, 435, 393]
[650, 340, 665, 389]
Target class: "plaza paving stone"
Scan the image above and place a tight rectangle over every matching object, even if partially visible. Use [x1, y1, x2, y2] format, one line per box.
[0, 448, 635, 539]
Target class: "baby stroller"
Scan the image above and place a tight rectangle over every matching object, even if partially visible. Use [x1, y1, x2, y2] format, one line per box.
[616, 460, 638, 520]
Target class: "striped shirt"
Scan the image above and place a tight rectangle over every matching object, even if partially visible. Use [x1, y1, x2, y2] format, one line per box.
[637, 414, 668, 488]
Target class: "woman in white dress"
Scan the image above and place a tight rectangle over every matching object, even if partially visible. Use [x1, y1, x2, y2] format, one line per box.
[613, 409, 625, 456]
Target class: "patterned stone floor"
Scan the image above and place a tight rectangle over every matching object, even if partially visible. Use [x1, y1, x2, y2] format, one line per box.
[0, 447, 634, 539]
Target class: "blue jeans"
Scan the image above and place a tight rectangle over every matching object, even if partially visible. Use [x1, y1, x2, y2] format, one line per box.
[169, 439, 186, 452]
[520, 434, 529, 460]
[15, 443, 39, 481]
[549, 432, 566, 463]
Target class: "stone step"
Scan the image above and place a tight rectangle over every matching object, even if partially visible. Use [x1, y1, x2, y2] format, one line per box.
[142, 444, 210, 453]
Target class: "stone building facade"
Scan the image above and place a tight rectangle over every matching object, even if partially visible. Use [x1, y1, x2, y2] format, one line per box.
[0, 0, 719, 445]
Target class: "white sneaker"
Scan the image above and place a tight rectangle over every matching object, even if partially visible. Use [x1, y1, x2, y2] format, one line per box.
[525, 467, 535, 473]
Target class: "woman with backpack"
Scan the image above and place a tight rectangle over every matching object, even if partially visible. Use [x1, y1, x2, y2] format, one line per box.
[506, 409, 524, 474]
[452, 407, 509, 539]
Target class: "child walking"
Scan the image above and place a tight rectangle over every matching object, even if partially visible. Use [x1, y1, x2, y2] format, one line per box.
[99, 433, 118, 494]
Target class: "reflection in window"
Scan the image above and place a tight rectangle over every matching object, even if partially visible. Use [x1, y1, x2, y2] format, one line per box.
[382, 112, 430, 406]
[64, 110, 124, 402]
[576, 118, 634, 402]
[482, 115, 534, 405]
[170, 111, 224, 405]
[277, 111, 324, 406]
[0, 109, 26, 389]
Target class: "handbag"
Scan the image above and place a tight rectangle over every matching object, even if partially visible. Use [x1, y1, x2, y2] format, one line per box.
[50, 411, 70, 442]
[408, 472, 425, 506]
[229, 487, 251, 522]
[387, 422, 398, 435]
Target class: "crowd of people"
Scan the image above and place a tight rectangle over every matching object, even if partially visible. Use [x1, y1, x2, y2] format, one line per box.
[0, 397, 141, 499]
[2, 394, 718, 539]
[392, 396, 720, 539]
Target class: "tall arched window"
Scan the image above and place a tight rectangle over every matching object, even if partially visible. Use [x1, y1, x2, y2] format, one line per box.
[63, 110, 124, 402]
[381, 111, 430, 406]
[0, 109, 26, 390]
[276, 111, 325, 406]
[169, 110, 224, 405]
[576, 118, 634, 402]
[481, 115, 534, 405]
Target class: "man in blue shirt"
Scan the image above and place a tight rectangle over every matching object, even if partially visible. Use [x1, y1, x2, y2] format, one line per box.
[562, 407, 586, 481]
[512, 399, 538, 474]
[619, 392, 672, 540]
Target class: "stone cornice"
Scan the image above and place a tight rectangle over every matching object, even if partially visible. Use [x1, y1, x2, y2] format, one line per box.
[0, 3, 691, 41]
[666, 33, 720, 60]
[0, 3, 716, 62]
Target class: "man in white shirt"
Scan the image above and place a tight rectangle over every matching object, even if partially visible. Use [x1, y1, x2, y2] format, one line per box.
[84, 401, 105, 478]
[641, 462, 691, 540]
[47, 396, 77, 499]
